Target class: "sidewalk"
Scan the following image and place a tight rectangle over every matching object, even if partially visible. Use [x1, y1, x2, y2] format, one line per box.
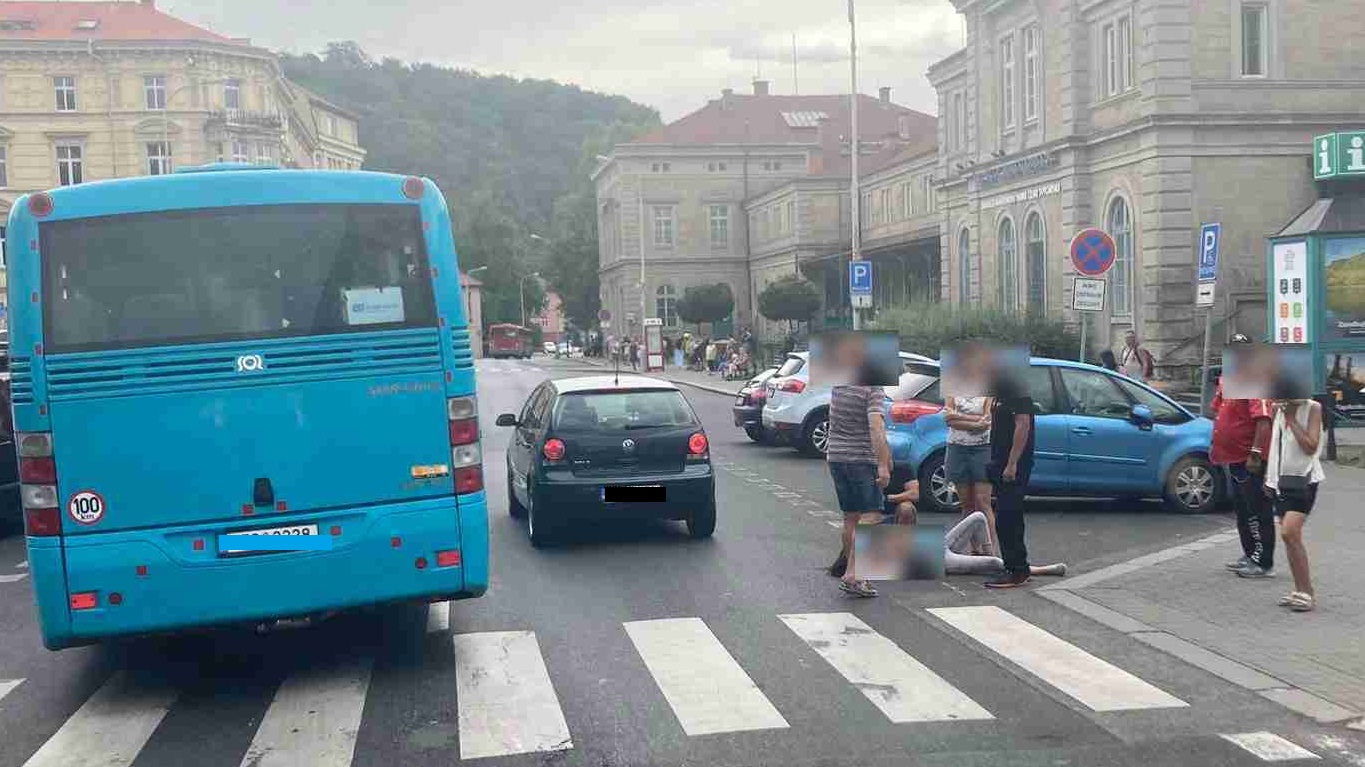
[574, 357, 744, 397]
[1039, 464, 1365, 727]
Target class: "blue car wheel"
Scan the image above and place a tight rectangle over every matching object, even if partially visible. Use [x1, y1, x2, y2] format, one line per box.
[917, 451, 961, 514]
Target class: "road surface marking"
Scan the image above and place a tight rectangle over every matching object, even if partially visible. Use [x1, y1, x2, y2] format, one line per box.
[624, 617, 789, 736]
[0, 678, 23, 702]
[0, 573, 28, 583]
[21, 672, 177, 767]
[778, 612, 993, 723]
[453, 631, 572, 760]
[426, 601, 449, 633]
[1221, 732, 1320, 761]
[238, 657, 372, 767]
[16, 560, 28, 569]
[929, 606, 1187, 712]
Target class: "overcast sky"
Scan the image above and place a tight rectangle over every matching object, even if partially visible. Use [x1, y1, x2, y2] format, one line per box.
[164, 0, 964, 120]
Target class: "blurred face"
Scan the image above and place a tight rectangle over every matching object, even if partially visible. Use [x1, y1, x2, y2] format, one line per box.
[1125, 331, 1138, 348]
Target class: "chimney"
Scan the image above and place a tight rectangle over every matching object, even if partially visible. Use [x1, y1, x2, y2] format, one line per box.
[879, 86, 892, 104]
[720, 87, 734, 110]
[753, 79, 770, 96]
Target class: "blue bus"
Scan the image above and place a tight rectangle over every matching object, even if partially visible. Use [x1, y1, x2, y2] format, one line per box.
[5, 165, 487, 650]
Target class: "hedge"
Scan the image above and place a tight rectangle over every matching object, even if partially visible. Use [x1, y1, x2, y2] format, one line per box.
[869, 304, 1084, 361]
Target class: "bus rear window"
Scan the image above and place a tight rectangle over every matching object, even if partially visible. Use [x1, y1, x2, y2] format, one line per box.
[40, 203, 437, 352]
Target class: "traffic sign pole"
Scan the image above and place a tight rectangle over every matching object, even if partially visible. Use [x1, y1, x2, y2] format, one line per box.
[1069, 229, 1117, 364]
[1197, 223, 1222, 416]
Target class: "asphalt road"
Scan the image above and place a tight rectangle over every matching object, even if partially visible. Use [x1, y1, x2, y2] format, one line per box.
[0, 356, 1353, 767]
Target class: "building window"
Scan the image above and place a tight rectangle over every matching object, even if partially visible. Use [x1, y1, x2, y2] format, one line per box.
[1025, 212, 1046, 311]
[144, 75, 166, 110]
[145, 141, 172, 175]
[922, 175, 935, 214]
[1023, 26, 1039, 122]
[255, 142, 274, 166]
[719, 162, 727, 171]
[998, 217, 1018, 310]
[224, 79, 241, 111]
[958, 228, 972, 304]
[1000, 35, 1016, 130]
[656, 284, 678, 326]
[54, 76, 77, 111]
[326, 114, 337, 136]
[1107, 196, 1134, 315]
[860, 192, 872, 228]
[652, 205, 675, 247]
[878, 189, 891, 226]
[1241, 3, 1268, 76]
[1103, 17, 1135, 97]
[709, 204, 729, 249]
[786, 200, 796, 233]
[55, 142, 83, 186]
[901, 181, 913, 218]
[231, 139, 249, 163]
[0, 145, 7, 187]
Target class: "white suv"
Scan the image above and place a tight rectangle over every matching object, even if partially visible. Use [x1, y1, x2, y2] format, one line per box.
[761, 351, 938, 456]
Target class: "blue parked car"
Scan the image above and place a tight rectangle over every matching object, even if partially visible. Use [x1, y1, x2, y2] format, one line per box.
[886, 358, 1217, 514]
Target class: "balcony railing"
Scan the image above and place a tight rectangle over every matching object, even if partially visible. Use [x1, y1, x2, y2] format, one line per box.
[206, 110, 284, 131]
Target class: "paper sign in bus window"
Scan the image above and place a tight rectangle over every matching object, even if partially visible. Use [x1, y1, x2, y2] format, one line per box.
[343, 287, 406, 326]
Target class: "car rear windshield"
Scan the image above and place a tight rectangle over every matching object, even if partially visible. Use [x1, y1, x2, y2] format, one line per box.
[552, 390, 698, 431]
[40, 203, 437, 353]
[776, 356, 805, 377]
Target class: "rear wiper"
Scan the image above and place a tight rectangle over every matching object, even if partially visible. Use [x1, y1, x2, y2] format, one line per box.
[624, 423, 670, 430]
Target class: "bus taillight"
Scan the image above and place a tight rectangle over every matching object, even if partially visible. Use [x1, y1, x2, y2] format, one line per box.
[448, 396, 483, 494]
[402, 177, 425, 200]
[29, 192, 54, 218]
[18, 432, 61, 536]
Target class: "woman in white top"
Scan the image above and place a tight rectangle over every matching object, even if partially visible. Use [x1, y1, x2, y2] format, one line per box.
[944, 395, 995, 555]
[1263, 398, 1325, 612]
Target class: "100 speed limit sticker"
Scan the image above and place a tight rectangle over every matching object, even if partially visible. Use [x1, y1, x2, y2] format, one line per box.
[67, 490, 106, 525]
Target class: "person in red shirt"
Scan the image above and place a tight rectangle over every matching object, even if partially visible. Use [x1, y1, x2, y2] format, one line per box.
[1210, 334, 1275, 577]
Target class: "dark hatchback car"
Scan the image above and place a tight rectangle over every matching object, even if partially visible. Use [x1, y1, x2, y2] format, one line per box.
[497, 375, 716, 547]
[732, 367, 778, 442]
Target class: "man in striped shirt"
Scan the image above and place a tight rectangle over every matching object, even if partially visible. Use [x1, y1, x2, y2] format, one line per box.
[825, 381, 893, 597]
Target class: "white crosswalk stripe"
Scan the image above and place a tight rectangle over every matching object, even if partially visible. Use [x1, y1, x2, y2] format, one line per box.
[453, 630, 573, 760]
[426, 601, 450, 633]
[1221, 732, 1320, 761]
[0, 573, 28, 583]
[238, 657, 373, 767]
[0, 678, 23, 703]
[21, 672, 178, 767]
[625, 617, 789, 736]
[779, 612, 994, 723]
[929, 605, 1187, 712]
[15, 560, 28, 569]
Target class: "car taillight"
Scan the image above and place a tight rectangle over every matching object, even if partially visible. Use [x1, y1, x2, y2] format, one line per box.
[687, 432, 709, 460]
[780, 379, 806, 394]
[448, 396, 483, 494]
[18, 432, 60, 537]
[543, 438, 566, 463]
[890, 400, 942, 424]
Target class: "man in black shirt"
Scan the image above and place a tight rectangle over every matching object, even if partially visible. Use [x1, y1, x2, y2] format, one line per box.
[985, 373, 1035, 588]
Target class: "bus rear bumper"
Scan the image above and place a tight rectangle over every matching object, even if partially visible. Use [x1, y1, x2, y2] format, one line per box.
[31, 494, 489, 650]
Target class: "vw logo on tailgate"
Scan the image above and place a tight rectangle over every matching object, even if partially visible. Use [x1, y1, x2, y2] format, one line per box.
[236, 354, 266, 373]
[621, 438, 636, 454]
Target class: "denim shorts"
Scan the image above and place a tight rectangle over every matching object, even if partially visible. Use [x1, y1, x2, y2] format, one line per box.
[829, 461, 883, 514]
[946, 443, 990, 485]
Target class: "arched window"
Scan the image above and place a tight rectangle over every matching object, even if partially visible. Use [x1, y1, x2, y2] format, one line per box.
[1107, 196, 1133, 315]
[958, 228, 972, 304]
[656, 284, 678, 326]
[998, 217, 1018, 311]
[1025, 212, 1046, 312]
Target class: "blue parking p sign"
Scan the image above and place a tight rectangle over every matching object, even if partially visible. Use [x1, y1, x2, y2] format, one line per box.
[1198, 223, 1221, 282]
[849, 260, 873, 295]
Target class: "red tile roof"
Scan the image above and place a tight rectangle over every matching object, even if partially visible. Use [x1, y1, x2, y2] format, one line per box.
[632, 93, 935, 148]
[0, 1, 237, 43]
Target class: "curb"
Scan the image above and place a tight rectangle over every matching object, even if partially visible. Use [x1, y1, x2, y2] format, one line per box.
[571, 358, 739, 398]
[1037, 527, 1362, 725]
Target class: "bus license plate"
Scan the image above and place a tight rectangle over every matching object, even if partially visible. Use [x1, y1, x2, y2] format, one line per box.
[221, 524, 319, 554]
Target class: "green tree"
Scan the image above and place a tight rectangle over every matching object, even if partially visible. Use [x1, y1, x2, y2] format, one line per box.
[677, 283, 735, 331]
[758, 275, 821, 324]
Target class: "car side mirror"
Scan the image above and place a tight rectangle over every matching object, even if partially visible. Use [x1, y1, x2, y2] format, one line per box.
[1130, 404, 1154, 429]
[495, 413, 519, 427]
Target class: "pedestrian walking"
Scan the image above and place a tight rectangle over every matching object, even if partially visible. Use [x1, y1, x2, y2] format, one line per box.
[823, 348, 892, 598]
[1119, 330, 1155, 381]
[704, 338, 717, 374]
[983, 366, 1035, 589]
[1264, 396, 1325, 611]
[944, 393, 995, 555]
[1212, 334, 1276, 578]
[629, 338, 639, 371]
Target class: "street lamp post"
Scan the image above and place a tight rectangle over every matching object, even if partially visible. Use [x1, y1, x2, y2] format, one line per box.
[848, 0, 862, 331]
[520, 271, 541, 328]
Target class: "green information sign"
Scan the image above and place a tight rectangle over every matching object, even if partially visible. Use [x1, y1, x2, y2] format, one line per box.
[1314, 131, 1365, 181]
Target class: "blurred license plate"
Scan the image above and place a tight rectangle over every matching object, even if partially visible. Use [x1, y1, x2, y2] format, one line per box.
[221, 524, 319, 554]
[602, 486, 665, 503]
